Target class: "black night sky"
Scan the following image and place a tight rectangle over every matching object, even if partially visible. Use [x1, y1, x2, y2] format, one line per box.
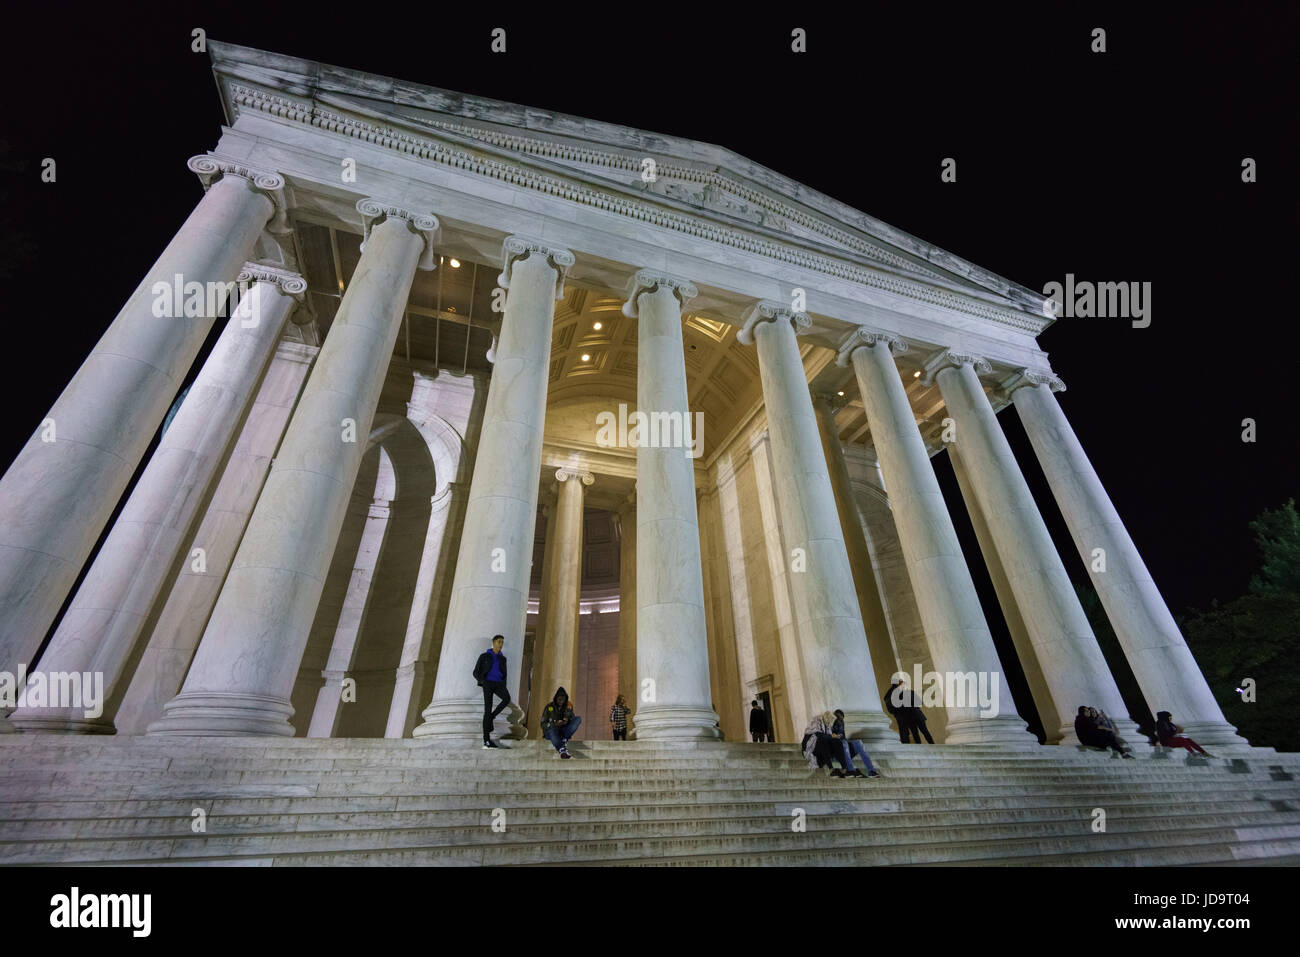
[0, 4, 1295, 729]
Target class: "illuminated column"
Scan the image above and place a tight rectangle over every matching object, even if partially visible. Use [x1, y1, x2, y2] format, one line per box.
[0, 157, 284, 676]
[624, 272, 717, 739]
[415, 238, 573, 740]
[1008, 370, 1245, 746]
[739, 302, 891, 741]
[11, 267, 305, 733]
[928, 351, 1135, 745]
[150, 200, 437, 735]
[840, 330, 1031, 744]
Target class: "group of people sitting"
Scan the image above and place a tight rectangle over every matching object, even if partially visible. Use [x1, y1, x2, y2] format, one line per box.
[801, 710, 881, 778]
[1075, 705, 1212, 757]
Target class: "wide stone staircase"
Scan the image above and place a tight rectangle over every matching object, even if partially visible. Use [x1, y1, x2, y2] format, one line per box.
[2, 735, 1299, 866]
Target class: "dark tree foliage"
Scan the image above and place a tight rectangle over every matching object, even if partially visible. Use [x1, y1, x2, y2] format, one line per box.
[1178, 501, 1300, 752]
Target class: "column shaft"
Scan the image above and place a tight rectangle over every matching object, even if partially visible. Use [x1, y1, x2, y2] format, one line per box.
[415, 240, 571, 740]
[933, 357, 1133, 744]
[0, 169, 275, 671]
[846, 337, 1031, 744]
[11, 274, 300, 732]
[741, 304, 891, 740]
[629, 278, 716, 738]
[812, 393, 899, 706]
[537, 470, 590, 707]
[615, 497, 637, 731]
[1012, 379, 1243, 745]
[149, 206, 434, 735]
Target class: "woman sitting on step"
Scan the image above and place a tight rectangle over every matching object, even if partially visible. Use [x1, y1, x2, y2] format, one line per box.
[1155, 711, 1212, 757]
[801, 711, 850, 777]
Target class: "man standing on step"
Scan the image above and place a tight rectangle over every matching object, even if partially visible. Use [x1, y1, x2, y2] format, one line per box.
[749, 700, 769, 743]
[473, 635, 511, 749]
[886, 675, 934, 745]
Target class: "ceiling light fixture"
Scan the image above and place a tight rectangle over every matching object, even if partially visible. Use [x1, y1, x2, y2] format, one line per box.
[913, 371, 921, 378]
[580, 353, 591, 362]
[449, 258, 461, 268]
[592, 321, 602, 330]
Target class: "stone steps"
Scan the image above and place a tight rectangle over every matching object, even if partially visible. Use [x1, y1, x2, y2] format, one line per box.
[2, 738, 1296, 866]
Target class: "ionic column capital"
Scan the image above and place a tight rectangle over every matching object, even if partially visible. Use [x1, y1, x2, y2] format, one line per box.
[1001, 368, 1067, 398]
[622, 269, 698, 317]
[356, 199, 440, 271]
[498, 236, 575, 299]
[921, 349, 992, 386]
[555, 467, 595, 486]
[737, 300, 811, 345]
[237, 263, 307, 301]
[187, 155, 290, 234]
[836, 326, 908, 367]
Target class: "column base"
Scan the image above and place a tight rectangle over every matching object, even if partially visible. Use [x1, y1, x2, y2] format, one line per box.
[8, 708, 116, 734]
[631, 705, 720, 740]
[1173, 720, 1252, 750]
[839, 710, 896, 744]
[942, 714, 1039, 747]
[413, 697, 526, 742]
[146, 692, 295, 736]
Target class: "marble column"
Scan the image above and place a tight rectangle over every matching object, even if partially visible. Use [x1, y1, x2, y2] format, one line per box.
[308, 494, 392, 738]
[927, 351, 1136, 745]
[149, 200, 437, 736]
[527, 495, 560, 737]
[841, 331, 1032, 745]
[415, 238, 573, 740]
[10, 266, 305, 733]
[615, 490, 637, 733]
[0, 157, 284, 678]
[536, 469, 592, 708]
[811, 390, 899, 705]
[738, 302, 892, 741]
[623, 271, 717, 738]
[1007, 371, 1245, 746]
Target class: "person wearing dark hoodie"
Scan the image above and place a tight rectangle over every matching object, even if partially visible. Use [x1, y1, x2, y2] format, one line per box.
[472, 635, 510, 749]
[539, 686, 582, 759]
[1155, 710, 1211, 756]
[1074, 705, 1134, 757]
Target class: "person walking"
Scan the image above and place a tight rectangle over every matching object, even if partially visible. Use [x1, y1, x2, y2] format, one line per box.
[472, 634, 510, 749]
[1155, 710, 1212, 756]
[609, 694, 630, 741]
[540, 687, 582, 759]
[749, 699, 769, 743]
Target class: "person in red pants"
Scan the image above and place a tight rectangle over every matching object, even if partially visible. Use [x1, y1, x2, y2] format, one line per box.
[1155, 710, 1212, 757]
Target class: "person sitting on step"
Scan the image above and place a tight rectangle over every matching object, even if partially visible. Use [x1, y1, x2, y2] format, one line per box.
[540, 687, 582, 759]
[1074, 705, 1134, 757]
[801, 711, 850, 776]
[1155, 710, 1212, 757]
[831, 709, 880, 778]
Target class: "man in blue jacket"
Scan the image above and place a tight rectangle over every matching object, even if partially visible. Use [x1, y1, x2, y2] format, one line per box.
[473, 635, 510, 748]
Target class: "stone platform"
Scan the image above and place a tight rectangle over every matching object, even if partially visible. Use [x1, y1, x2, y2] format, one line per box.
[1, 737, 1298, 866]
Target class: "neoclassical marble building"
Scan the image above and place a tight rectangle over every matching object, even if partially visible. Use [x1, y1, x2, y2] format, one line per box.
[0, 42, 1244, 751]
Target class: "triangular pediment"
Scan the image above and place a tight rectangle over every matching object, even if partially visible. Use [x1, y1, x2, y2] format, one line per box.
[209, 42, 1048, 319]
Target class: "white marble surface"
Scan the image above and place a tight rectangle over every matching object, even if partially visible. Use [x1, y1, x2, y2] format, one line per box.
[149, 212, 427, 736]
[1012, 382, 1243, 746]
[848, 339, 1031, 745]
[935, 360, 1134, 745]
[416, 246, 567, 740]
[12, 277, 299, 734]
[0, 174, 271, 677]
